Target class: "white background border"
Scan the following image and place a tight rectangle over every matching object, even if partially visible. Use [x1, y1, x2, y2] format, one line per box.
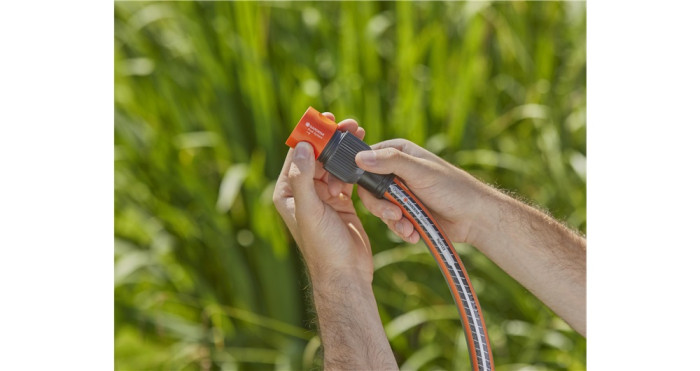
[1, 0, 699, 369]
[0, 1, 113, 368]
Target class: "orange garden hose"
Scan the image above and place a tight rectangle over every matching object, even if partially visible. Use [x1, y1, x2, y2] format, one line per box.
[384, 179, 493, 371]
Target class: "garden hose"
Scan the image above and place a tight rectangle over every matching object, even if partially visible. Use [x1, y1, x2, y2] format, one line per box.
[286, 107, 494, 371]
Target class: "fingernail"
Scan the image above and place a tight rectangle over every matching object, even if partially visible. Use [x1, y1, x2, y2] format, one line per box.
[395, 222, 403, 235]
[295, 142, 311, 160]
[357, 151, 376, 165]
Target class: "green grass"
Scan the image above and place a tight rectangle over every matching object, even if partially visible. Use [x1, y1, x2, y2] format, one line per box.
[115, 1, 586, 370]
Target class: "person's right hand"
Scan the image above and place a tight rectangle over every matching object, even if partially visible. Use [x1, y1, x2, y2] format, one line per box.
[357, 139, 588, 337]
[355, 139, 500, 247]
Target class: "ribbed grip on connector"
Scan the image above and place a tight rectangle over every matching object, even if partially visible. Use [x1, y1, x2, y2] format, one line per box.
[319, 131, 368, 183]
[318, 131, 395, 198]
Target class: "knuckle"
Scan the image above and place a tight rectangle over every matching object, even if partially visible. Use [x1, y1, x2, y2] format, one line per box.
[395, 138, 410, 146]
[287, 167, 302, 182]
[404, 140, 418, 152]
[384, 147, 401, 160]
[393, 138, 413, 151]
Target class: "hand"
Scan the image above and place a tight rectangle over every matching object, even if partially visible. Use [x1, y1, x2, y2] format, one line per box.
[356, 139, 587, 335]
[274, 115, 400, 368]
[355, 139, 499, 247]
[273, 113, 374, 284]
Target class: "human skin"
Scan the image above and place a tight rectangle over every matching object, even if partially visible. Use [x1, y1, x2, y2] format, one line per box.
[272, 113, 398, 370]
[354, 139, 587, 336]
[274, 113, 586, 369]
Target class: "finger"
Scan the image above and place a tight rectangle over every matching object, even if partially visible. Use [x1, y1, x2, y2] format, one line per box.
[327, 173, 344, 197]
[322, 112, 336, 122]
[276, 148, 294, 184]
[384, 217, 418, 244]
[273, 149, 300, 241]
[355, 146, 434, 179]
[394, 218, 416, 240]
[313, 157, 327, 181]
[327, 171, 355, 198]
[406, 230, 420, 244]
[357, 186, 419, 243]
[369, 138, 413, 152]
[357, 187, 403, 221]
[369, 138, 443, 165]
[355, 127, 366, 141]
[336, 118, 358, 134]
[288, 142, 324, 218]
[273, 148, 295, 203]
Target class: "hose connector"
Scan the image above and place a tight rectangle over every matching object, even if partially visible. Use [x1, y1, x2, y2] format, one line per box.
[285, 107, 394, 198]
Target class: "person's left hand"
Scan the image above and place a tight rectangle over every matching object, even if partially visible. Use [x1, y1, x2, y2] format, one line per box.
[273, 113, 374, 284]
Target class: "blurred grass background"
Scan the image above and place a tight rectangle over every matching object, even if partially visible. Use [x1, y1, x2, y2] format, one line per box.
[114, 1, 586, 370]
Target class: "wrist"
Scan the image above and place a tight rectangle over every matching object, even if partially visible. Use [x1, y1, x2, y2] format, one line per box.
[309, 270, 375, 310]
[308, 266, 374, 292]
[308, 264, 397, 371]
[456, 173, 506, 247]
[300, 243, 374, 286]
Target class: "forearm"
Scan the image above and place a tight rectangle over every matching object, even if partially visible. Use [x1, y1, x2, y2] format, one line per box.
[469, 187, 587, 335]
[310, 272, 398, 370]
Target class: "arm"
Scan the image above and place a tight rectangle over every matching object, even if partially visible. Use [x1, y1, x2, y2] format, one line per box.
[355, 139, 586, 336]
[273, 114, 398, 370]
[312, 273, 398, 370]
[475, 188, 586, 336]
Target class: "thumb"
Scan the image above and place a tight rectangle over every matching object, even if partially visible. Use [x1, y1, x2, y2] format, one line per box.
[355, 147, 430, 179]
[289, 142, 323, 215]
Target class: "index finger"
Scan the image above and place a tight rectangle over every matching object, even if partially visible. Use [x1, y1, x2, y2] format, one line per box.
[274, 148, 296, 198]
[369, 138, 442, 165]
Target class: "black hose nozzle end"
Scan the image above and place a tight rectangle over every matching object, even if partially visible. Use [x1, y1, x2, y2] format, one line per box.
[318, 131, 394, 198]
